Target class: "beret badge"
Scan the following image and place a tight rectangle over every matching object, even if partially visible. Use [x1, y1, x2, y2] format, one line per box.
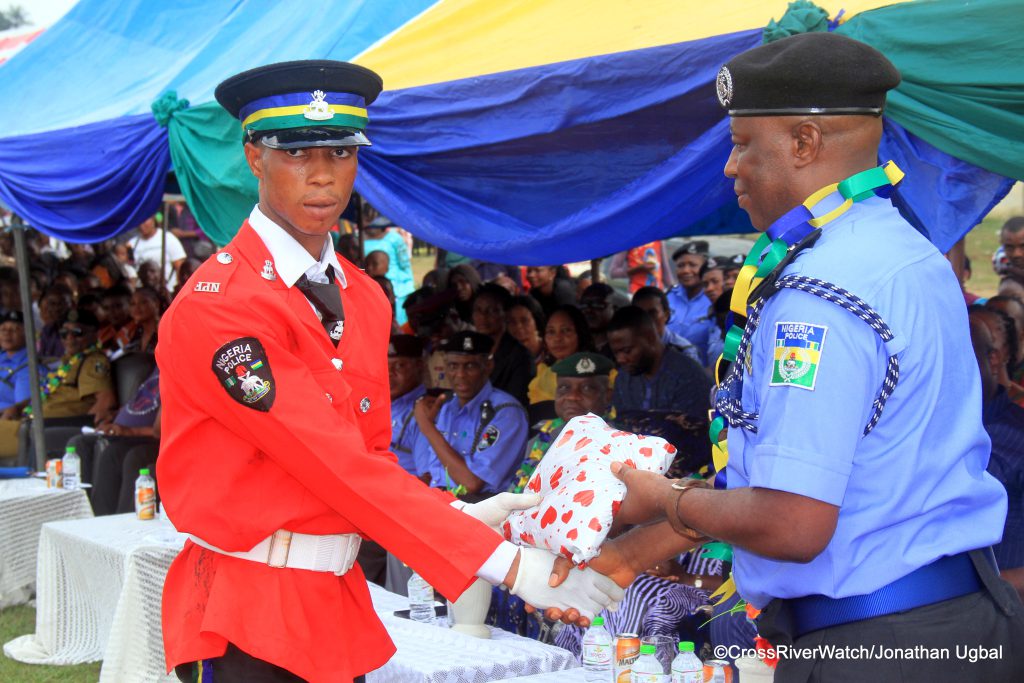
[716, 66, 733, 108]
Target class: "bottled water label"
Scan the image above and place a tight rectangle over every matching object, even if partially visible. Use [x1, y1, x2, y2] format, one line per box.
[630, 673, 668, 683]
[582, 641, 612, 666]
[671, 672, 702, 683]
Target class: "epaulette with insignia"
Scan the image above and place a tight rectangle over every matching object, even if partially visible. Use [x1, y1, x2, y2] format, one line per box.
[190, 250, 238, 296]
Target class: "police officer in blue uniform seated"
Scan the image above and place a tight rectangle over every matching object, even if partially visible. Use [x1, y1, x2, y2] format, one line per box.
[387, 334, 427, 478]
[412, 331, 528, 503]
[0, 311, 31, 419]
[666, 241, 722, 366]
[548, 32, 1024, 681]
[608, 305, 711, 417]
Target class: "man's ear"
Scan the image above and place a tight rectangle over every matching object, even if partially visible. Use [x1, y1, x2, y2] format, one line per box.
[243, 142, 265, 180]
[791, 119, 824, 169]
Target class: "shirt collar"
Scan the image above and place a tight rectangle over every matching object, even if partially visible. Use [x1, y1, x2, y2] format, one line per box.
[248, 205, 347, 289]
[393, 384, 426, 409]
[454, 381, 494, 416]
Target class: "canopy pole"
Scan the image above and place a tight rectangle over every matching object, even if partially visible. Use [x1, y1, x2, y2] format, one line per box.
[159, 203, 168, 292]
[591, 258, 602, 283]
[355, 195, 365, 265]
[12, 219, 46, 470]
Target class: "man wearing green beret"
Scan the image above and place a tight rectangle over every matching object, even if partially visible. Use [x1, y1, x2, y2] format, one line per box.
[509, 352, 614, 494]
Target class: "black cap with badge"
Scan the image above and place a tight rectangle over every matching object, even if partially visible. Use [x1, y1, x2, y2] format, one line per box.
[716, 32, 901, 117]
[441, 331, 494, 356]
[0, 310, 24, 325]
[388, 334, 425, 358]
[215, 60, 384, 149]
[672, 240, 709, 261]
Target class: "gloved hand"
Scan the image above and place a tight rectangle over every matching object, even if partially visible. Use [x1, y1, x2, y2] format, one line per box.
[453, 492, 542, 532]
[510, 546, 625, 620]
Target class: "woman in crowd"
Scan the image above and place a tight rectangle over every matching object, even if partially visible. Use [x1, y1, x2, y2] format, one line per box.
[528, 304, 594, 419]
[115, 286, 162, 354]
[447, 263, 482, 323]
[505, 295, 545, 364]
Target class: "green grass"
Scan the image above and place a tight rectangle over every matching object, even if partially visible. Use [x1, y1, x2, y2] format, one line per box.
[964, 217, 1003, 298]
[0, 605, 101, 683]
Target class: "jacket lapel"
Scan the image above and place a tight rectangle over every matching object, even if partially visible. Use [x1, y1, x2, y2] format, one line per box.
[232, 223, 336, 353]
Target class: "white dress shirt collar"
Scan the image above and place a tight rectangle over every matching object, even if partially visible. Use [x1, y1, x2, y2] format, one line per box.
[248, 205, 347, 289]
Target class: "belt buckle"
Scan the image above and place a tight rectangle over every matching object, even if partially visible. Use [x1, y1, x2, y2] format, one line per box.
[266, 529, 293, 569]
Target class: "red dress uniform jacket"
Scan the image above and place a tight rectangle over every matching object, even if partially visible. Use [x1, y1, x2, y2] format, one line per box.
[157, 223, 503, 681]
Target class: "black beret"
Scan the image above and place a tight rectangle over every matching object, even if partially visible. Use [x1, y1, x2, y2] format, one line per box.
[704, 256, 727, 271]
[551, 352, 615, 378]
[0, 310, 24, 325]
[64, 308, 100, 329]
[717, 32, 900, 117]
[672, 240, 709, 261]
[441, 331, 494, 356]
[728, 254, 746, 268]
[388, 334, 425, 358]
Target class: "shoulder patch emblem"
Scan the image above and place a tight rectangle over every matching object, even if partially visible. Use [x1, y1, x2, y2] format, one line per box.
[477, 423, 500, 451]
[212, 337, 275, 411]
[770, 322, 827, 391]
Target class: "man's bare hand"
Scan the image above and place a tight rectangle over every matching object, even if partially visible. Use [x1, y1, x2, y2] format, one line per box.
[612, 461, 676, 526]
[539, 537, 640, 624]
[413, 393, 445, 426]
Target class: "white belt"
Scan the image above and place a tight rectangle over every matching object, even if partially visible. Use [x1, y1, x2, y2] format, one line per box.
[188, 530, 362, 576]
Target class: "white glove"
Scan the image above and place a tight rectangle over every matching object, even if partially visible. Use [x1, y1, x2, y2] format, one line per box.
[509, 546, 625, 620]
[454, 492, 542, 532]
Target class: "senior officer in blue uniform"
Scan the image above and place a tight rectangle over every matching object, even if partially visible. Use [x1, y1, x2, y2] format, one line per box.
[413, 331, 528, 502]
[548, 33, 1024, 681]
[388, 334, 426, 477]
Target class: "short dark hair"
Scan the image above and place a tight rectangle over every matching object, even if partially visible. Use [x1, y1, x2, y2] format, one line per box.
[970, 304, 1018, 373]
[632, 286, 669, 314]
[607, 305, 658, 337]
[474, 282, 512, 308]
[581, 282, 615, 301]
[102, 284, 134, 301]
[506, 295, 545, 333]
[1001, 216, 1024, 235]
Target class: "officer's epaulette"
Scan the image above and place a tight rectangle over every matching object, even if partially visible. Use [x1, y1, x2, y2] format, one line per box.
[188, 250, 239, 297]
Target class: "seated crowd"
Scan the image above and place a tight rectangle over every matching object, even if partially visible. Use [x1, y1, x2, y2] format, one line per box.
[3, 212, 1022, 669]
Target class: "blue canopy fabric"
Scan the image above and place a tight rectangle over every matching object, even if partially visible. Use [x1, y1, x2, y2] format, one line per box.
[0, 0, 1017, 261]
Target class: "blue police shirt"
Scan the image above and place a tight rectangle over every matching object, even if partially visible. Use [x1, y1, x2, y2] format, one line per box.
[666, 287, 720, 365]
[0, 347, 30, 410]
[727, 195, 1007, 608]
[412, 381, 528, 493]
[390, 384, 426, 476]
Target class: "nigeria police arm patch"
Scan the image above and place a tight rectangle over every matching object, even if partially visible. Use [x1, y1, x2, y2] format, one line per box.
[770, 322, 827, 390]
[477, 424, 500, 451]
[212, 337, 276, 411]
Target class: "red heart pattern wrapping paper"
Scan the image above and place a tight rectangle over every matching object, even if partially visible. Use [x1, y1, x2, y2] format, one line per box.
[502, 413, 676, 565]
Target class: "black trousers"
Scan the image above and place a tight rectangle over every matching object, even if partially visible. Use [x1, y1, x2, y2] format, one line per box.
[174, 643, 366, 682]
[757, 550, 1024, 682]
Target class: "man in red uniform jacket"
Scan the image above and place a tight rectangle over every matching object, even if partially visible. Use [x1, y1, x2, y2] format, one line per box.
[158, 61, 623, 683]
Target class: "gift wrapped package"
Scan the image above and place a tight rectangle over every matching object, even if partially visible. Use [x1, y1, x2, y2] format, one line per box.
[503, 413, 676, 565]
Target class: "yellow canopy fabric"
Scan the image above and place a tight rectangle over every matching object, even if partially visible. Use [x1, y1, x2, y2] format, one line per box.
[356, 0, 905, 91]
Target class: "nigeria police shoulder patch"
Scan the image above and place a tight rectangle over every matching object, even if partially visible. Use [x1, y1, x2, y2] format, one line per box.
[212, 337, 276, 411]
[477, 424, 500, 451]
[770, 322, 827, 391]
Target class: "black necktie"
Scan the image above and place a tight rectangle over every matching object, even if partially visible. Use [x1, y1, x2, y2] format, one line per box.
[296, 267, 345, 345]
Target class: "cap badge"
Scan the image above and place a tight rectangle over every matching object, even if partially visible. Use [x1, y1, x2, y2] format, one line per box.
[304, 90, 334, 121]
[463, 337, 473, 351]
[359, 397, 371, 413]
[716, 66, 733, 108]
[576, 357, 597, 374]
[329, 320, 345, 340]
[217, 252, 233, 264]
[261, 260, 276, 281]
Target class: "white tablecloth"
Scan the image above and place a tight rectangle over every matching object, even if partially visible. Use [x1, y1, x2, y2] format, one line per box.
[4, 512, 578, 682]
[365, 583, 577, 682]
[0, 478, 93, 608]
[2, 512, 185, 683]
[495, 671, 589, 683]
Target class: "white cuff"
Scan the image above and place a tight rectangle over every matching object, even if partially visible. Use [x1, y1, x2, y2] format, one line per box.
[476, 540, 519, 585]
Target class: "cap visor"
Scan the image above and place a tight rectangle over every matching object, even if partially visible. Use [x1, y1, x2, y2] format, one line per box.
[259, 128, 371, 149]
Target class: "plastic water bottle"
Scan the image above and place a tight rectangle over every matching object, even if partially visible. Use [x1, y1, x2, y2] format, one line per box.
[581, 616, 613, 681]
[135, 468, 156, 520]
[61, 446, 80, 490]
[407, 571, 435, 623]
[670, 641, 703, 683]
[631, 643, 667, 682]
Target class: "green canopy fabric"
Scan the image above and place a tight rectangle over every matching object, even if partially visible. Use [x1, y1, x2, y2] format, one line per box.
[837, 0, 1024, 181]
